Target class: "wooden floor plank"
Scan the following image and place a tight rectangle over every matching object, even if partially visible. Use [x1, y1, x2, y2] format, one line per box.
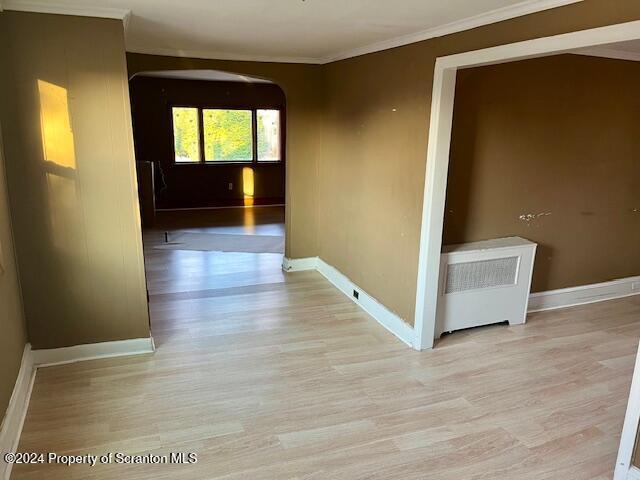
[11, 207, 639, 479]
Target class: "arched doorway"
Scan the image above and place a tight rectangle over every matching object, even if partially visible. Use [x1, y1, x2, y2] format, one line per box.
[128, 69, 288, 343]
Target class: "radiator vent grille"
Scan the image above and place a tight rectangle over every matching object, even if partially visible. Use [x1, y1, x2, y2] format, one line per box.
[445, 256, 519, 294]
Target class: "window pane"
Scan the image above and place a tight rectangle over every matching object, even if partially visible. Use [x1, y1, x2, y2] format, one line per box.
[257, 109, 281, 161]
[172, 107, 200, 163]
[203, 109, 253, 162]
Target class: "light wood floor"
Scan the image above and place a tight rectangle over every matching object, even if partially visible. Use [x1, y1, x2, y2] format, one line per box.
[12, 208, 640, 478]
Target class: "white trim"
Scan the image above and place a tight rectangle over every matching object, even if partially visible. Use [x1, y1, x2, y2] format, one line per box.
[126, 44, 323, 65]
[32, 337, 155, 368]
[282, 256, 318, 272]
[614, 341, 640, 480]
[315, 259, 415, 347]
[572, 48, 640, 63]
[628, 467, 640, 480]
[414, 19, 640, 350]
[324, 0, 583, 63]
[282, 257, 416, 347]
[414, 66, 458, 351]
[1, 0, 130, 20]
[0, 339, 154, 479]
[0, 345, 35, 480]
[528, 276, 640, 312]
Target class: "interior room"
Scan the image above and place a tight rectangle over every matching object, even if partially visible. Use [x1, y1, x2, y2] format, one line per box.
[1, 1, 640, 479]
[128, 70, 287, 334]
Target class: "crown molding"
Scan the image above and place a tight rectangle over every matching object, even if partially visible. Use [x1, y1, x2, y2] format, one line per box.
[1, 0, 130, 21]
[572, 47, 640, 62]
[125, 44, 323, 65]
[128, 0, 583, 65]
[321, 0, 584, 63]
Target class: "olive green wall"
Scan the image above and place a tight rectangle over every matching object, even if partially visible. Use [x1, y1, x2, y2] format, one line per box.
[444, 54, 640, 293]
[0, 12, 150, 349]
[321, 0, 640, 325]
[0, 124, 27, 423]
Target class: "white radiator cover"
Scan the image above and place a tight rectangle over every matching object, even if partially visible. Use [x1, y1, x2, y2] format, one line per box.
[436, 237, 537, 337]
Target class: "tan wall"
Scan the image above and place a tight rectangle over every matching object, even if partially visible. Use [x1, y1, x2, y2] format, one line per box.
[2, 1, 640, 350]
[126, 54, 324, 259]
[444, 54, 640, 292]
[0, 12, 150, 349]
[321, 0, 640, 324]
[0, 125, 28, 419]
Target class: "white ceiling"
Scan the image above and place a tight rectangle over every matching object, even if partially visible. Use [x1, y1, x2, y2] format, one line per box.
[574, 40, 640, 62]
[2, 0, 583, 64]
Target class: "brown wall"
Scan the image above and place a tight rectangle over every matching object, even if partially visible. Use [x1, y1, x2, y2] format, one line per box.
[321, 0, 640, 324]
[2, 1, 640, 352]
[129, 77, 286, 209]
[127, 54, 324, 258]
[0, 124, 28, 419]
[0, 12, 150, 349]
[444, 54, 640, 293]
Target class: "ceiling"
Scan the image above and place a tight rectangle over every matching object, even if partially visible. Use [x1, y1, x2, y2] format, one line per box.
[574, 39, 640, 62]
[2, 0, 583, 64]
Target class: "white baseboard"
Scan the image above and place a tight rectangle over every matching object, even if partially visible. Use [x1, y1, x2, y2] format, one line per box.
[285, 258, 640, 343]
[283, 256, 416, 347]
[0, 337, 155, 478]
[1, 345, 35, 480]
[282, 256, 318, 272]
[316, 259, 415, 347]
[528, 276, 640, 313]
[32, 337, 155, 367]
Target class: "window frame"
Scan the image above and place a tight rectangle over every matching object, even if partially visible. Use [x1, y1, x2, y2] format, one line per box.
[170, 105, 283, 166]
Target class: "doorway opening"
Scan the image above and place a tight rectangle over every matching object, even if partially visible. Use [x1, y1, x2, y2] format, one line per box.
[128, 69, 287, 344]
[414, 20, 640, 351]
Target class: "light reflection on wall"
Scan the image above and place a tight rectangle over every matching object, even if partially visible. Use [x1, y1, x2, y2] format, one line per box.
[38, 79, 80, 254]
[38, 80, 76, 169]
[242, 166, 254, 206]
[242, 166, 255, 231]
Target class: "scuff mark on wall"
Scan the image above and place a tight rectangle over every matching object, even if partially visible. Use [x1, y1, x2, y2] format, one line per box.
[519, 212, 551, 226]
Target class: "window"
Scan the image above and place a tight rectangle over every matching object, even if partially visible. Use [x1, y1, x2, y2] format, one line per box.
[257, 110, 281, 162]
[171, 106, 281, 164]
[203, 109, 253, 162]
[171, 107, 200, 163]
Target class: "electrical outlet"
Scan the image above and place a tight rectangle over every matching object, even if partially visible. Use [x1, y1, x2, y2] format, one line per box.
[353, 290, 359, 300]
[228, 182, 233, 190]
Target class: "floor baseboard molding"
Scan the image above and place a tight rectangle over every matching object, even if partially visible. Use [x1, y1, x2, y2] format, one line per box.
[528, 276, 640, 313]
[1, 345, 35, 480]
[283, 256, 415, 347]
[1, 337, 155, 478]
[282, 256, 318, 272]
[286, 258, 640, 341]
[316, 259, 416, 347]
[32, 337, 156, 367]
